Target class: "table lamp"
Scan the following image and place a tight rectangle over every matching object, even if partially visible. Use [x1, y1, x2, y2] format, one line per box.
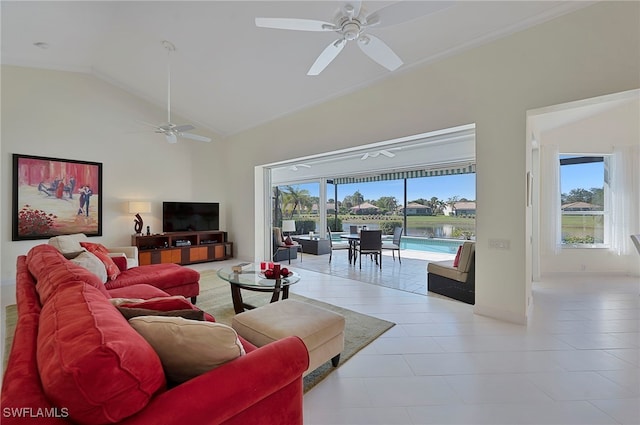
[282, 220, 296, 236]
[128, 201, 151, 235]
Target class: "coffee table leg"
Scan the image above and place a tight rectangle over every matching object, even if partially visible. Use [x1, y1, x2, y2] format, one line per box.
[270, 279, 282, 303]
[230, 284, 245, 314]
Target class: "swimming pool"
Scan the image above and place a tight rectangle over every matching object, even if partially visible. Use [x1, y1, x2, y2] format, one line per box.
[331, 234, 464, 254]
[400, 236, 464, 254]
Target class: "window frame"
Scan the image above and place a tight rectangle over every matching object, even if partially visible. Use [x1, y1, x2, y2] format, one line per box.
[559, 154, 610, 249]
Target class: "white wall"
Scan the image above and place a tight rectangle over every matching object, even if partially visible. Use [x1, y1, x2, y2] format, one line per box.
[0, 66, 226, 286]
[223, 2, 640, 324]
[1, 2, 638, 326]
[538, 99, 640, 275]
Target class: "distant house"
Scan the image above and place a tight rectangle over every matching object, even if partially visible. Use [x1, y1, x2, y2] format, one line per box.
[398, 202, 432, 216]
[350, 202, 380, 215]
[453, 201, 476, 216]
[561, 201, 601, 211]
[324, 202, 337, 214]
[309, 202, 339, 214]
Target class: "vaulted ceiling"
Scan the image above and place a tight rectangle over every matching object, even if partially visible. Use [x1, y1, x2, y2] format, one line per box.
[2, 1, 594, 139]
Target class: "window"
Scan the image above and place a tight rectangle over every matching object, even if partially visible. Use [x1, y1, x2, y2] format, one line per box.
[560, 155, 609, 247]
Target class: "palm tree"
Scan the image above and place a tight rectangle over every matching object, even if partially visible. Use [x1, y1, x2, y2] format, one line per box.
[283, 185, 312, 217]
[447, 195, 460, 215]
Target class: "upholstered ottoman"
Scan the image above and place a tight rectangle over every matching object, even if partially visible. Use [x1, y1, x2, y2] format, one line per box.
[231, 299, 345, 376]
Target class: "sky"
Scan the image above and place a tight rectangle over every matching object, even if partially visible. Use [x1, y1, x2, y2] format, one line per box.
[336, 174, 476, 202]
[290, 174, 476, 203]
[284, 160, 602, 204]
[560, 161, 604, 193]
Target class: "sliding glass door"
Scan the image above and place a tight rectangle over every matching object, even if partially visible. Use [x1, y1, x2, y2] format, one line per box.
[272, 182, 321, 235]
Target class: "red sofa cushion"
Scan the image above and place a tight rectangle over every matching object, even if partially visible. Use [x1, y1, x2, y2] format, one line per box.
[107, 283, 171, 299]
[80, 242, 121, 280]
[110, 255, 128, 272]
[104, 263, 199, 297]
[37, 283, 165, 424]
[27, 245, 110, 304]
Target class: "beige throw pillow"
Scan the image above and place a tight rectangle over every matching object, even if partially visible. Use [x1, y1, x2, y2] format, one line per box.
[70, 251, 108, 283]
[129, 316, 246, 383]
[48, 233, 88, 254]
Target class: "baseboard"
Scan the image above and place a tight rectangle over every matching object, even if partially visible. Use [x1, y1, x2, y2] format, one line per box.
[473, 303, 527, 325]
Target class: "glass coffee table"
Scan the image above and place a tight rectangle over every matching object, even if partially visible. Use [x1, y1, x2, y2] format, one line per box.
[217, 264, 300, 313]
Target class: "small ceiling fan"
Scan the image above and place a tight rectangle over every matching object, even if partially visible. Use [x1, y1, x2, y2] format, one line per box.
[361, 149, 396, 160]
[151, 40, 211, 144]
[255, 1, 450, 76]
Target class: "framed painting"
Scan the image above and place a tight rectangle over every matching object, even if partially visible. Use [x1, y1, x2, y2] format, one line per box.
[12, 154, 103, 240]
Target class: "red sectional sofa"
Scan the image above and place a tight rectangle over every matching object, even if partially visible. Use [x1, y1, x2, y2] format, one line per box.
[1, 245, 309, 424]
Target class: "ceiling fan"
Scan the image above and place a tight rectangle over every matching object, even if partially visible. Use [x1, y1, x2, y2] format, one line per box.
[361, 149, 396, 160]
[152, 40, 211, 144]
[255, 1, 450, 76]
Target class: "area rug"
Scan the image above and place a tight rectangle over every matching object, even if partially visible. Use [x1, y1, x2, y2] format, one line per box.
[3, 270, 394, 392]
[194, 269, 395, 392]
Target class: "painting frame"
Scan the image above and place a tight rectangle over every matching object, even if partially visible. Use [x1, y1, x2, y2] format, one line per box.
[12, 154, 103, 241]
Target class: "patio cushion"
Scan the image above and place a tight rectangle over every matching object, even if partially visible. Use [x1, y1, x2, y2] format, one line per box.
[427, 260, 470, 283]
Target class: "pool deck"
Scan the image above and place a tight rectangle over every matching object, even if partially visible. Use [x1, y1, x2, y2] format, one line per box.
[293, 248, 455, 295]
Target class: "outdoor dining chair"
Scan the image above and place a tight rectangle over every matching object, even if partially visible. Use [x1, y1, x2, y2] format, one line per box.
[327, 227, 350, 263]
[357, 230, 382, 270]
[382, 226, 403, 263]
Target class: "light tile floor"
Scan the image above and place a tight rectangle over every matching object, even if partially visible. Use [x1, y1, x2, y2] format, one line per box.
[215, 250, 639, 425]
[3, 249, 638, 424]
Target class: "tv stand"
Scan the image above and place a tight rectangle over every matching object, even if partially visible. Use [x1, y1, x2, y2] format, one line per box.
[132, 231, 233, 266]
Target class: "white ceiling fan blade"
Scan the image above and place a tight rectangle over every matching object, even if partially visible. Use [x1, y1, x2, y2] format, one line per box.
[172, 124, 195, 133]
[380, 149, 396, 158]
[357, 35, 403, 71]
[165, 133, 178, 144]
[179, 132, 212, 143]
[255, 17, 335, 31]
[308, 39, 346, 76]
[366, 1, 452, 28]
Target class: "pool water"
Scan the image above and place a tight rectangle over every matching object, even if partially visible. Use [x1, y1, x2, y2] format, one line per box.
[400, 237, 463, 254]
[331, 233, 463, 254]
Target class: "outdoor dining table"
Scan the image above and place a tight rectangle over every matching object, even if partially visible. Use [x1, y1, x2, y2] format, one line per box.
[340, 232, 392, 264]
[339, 233, 361, 264]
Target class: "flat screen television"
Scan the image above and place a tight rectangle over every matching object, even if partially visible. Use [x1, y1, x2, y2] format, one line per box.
[162, 202, 219, 232]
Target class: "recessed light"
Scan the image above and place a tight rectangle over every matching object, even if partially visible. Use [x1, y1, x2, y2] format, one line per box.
[33, 42, 49, 49]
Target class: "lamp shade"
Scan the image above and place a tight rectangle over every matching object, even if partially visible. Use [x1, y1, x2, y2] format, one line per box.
[128, 201, 151, 214]
[281, 220, 296, 233]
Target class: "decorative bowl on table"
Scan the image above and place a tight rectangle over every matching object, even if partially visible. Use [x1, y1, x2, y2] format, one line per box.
[260, 268, 292, 279]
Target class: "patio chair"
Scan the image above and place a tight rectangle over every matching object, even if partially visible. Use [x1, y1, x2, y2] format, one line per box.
[327, 227, 349, 263]
[382, 226, 403, 263]
[273, 227, 300, 264]
[357, 230, 382, 270]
